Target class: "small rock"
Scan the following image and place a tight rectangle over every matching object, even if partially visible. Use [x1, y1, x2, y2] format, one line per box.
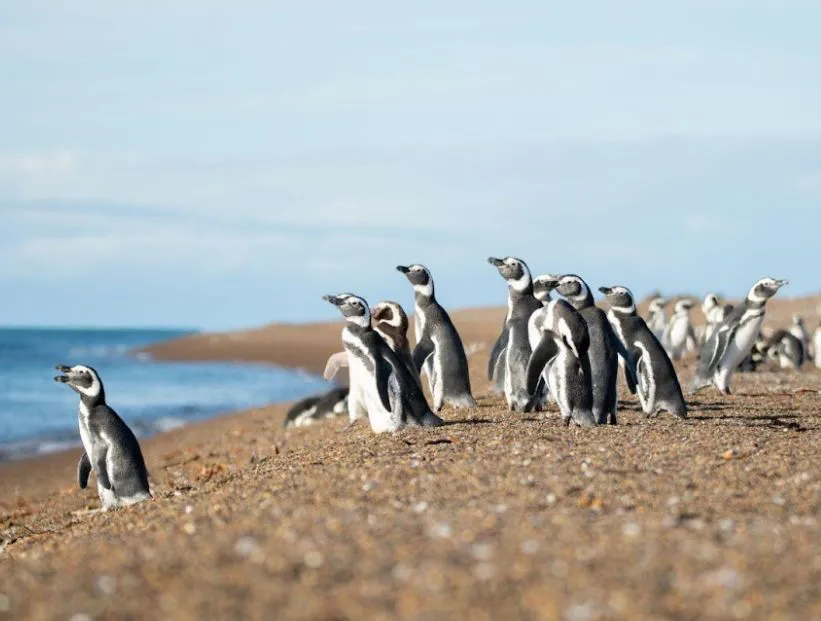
[182, 522, 196, 535]
[412, 501, 429, 514]
[93, 575, 117, 596]
[622, 523, 641, 538]
[304, 550, 324, 569]
[184, 505, 193, 515]
[722, 449, 739, 460]
[234, 536, 262, 560]
[473, 562, 496, 581]
[428, 522, 452, 539]
[521, 540, 540, 555]
[471, 542, 494, 561]
[546, 493, 557, 505]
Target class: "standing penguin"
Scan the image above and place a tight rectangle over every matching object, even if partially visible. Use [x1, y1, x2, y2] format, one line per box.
[646, 296, 668, 342]
[371, 300, 421, 387]
[788, 314, 811, 361]
[551, 275, 620, 424]
[487, 257, 543, 411]
[525, 299, 596, 426]
[396, 265, 476, 411]
[323, 293, 443, 432]
[526, 274, 561, 410]
[701, 293, 730, 347]
[663, 299, 698, 361]
[54, 365, 151, 511]
[529, 274, 561, 347]
[692, 278, 789, 394]
[599, 287, 687, 419]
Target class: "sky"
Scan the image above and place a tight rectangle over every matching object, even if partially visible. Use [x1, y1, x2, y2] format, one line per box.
[2, 1, 821, 330]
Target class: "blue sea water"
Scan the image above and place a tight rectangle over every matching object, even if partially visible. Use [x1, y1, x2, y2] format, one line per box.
[0, 328, 330, 461]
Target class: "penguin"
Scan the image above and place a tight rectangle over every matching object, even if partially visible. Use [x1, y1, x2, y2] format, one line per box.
[551, 274, 621, 424]
[764, 330, 805, 370]
[54, 365, 151, 511]
[370, 300, 421, 387]
[788, 314, 811, 361]
[487, 257, 543, 411]
[323, 293, 443, 432]
[646, 295, 668, 342]
[701, 293, 730, 347]
[527, 274, 561, 410]
[814, 324, 821, 369]
[691, 278, 789, 395]
[599, 287, 687, 419]
[662, 299, 698, 361]
[524, 299, 596, 427]
[284, 386, 349, 428]
[396, 265, 476, 411]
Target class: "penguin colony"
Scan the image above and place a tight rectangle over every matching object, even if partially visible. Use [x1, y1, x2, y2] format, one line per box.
[56, 259, 809, 511]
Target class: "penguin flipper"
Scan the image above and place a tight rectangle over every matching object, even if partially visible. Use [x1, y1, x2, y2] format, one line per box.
[77, 452, 92, 489]
[374, 355, 394, 413]
[526, 334, 559, 396]
[95, 449, 113, 490]
[612, 334, 638, 394]
[488, 329, 509, 380]
[412, 338, 435, 374]
[323, 352, 348, 380]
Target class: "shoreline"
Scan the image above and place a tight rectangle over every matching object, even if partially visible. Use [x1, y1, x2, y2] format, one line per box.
[3, 297, 818, 474]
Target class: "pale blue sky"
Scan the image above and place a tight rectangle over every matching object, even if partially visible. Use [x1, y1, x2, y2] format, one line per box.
[2, 1, 820, 329]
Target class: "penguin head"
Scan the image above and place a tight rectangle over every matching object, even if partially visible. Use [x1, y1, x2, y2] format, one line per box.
[323, 293, 371, 327]
[396, 264, 434, 297]
[532, 274, 560, 303]
[792, 314, 804, 327]
[487, 257, 531, 291]
[702, 293, 720, 313]
[54, 364, 103, 398]
[598, 286, 636, 314]
[748, 278, 789, 303]
[674, 299, 694, 314]
[371, 300, 408, 333]
[648, 296, 666, 313]
[555, 274, 591, 303]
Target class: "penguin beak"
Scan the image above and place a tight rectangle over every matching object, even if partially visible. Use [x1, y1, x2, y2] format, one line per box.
[323, 295, 343, 306]
[54, 365, 72, 383]
[598, 287, 613, 295]
[396, 265, 410, 274]
[775, 279, 789, 288]
[487, 257, 503, 267]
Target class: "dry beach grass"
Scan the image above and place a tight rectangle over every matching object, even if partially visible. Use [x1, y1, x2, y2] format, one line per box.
[2, 300, 821, 620]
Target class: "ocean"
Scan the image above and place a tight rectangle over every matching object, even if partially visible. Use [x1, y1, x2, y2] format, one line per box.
[0, 328, 330, 461]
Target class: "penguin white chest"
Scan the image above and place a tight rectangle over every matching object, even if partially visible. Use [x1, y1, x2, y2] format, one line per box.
[668, 317, 689, 346]
[78, 402, 94, 458]
[723, 313, 764, 369]
[342, 333, 397, 433]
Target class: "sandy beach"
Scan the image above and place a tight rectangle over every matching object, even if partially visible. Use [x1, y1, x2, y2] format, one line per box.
[3, 298, 821, 620]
